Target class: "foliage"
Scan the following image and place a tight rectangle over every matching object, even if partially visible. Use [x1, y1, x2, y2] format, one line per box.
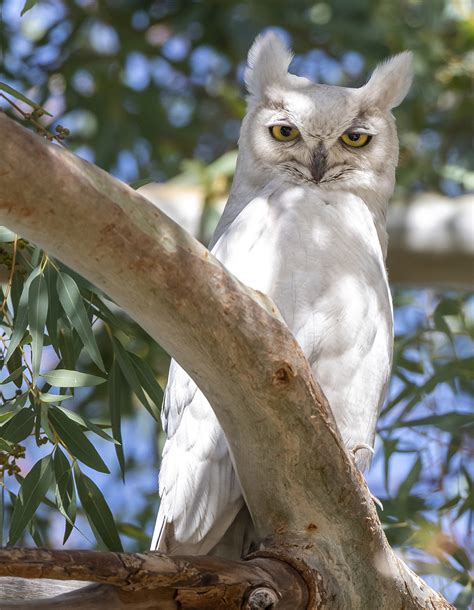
[0, 1, 472, 607]
[0, 235, 164, 551]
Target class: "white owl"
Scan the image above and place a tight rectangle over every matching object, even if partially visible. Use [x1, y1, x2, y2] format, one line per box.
[151, 33, 413, 559]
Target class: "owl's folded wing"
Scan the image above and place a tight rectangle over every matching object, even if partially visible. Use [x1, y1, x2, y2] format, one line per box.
[151, 359, 244, 555]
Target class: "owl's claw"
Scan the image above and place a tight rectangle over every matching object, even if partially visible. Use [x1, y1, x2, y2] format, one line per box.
[349, 444, 383, 510]
[350, 443, 375, 457]
[370, 493, 384, 511]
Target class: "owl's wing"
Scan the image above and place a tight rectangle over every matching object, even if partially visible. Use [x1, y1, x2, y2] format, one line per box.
[151, 359, 244, 555]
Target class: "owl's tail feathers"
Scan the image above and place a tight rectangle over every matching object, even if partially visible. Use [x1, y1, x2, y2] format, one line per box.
[150, 498, 253, 559]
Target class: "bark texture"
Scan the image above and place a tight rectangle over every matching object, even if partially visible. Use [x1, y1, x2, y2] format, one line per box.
[0, 548, 307, 609]
[0, 113, 453, 609]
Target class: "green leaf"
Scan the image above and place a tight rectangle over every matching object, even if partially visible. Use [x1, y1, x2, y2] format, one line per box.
[39, 403, 55, 443]
[54, 405, 118, 445]
[398, 456, 422, 501]
[129, 353, 162, 421]
[74, 465, 123, 551]
[0, 407, 35, 443]
[21, 0, 38, 16]
[56, 272, 104, 371]
[108, 359, 125, 479]
[0, 392, 27, 418]
[42, 369, 106, 388]
[0, 82, 51, 115]
[381, 412, 473, 435]
[39, 392, 72, 403]
[0, 438, 13, 452]
[53, 448, 76, 544]
[9, 454, 53, 545]
[0, 227, 16, 242]
[5, 266, 41, 363]
[28, 272, 49, 380]
[57, 317, 79, 370]
[49, 407, 109, 473]
[44, 264, 61, 352]
[1, 365, 26, 385]
[112, 338, 152, 414]
[6, 346, 24, 388]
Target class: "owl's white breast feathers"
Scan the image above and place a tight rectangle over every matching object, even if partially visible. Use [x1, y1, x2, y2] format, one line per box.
[152, 181, 393, 555]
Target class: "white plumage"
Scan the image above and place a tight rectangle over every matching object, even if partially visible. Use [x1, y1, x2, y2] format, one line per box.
[152, 33, 413, 558]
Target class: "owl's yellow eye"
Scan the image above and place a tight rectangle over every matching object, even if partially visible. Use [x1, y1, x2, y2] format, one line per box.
[270, 125, 300, 142]
[340, 132, 371, 148]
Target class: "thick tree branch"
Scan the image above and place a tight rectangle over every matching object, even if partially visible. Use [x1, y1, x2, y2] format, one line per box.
[0, 548, 307, 609]
[0, 113, 452, 608]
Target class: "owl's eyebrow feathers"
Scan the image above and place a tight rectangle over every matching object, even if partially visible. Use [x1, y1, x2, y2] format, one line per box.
[347, 115, 378, 134]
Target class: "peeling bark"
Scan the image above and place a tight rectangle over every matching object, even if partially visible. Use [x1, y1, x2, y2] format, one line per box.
[0, 113, 453, 609]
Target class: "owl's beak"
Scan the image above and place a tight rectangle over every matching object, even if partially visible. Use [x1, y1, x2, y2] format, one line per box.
[310, 145, 327, 183]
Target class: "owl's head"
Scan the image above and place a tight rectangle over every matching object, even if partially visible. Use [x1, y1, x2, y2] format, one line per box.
[239, 33, 412, 211]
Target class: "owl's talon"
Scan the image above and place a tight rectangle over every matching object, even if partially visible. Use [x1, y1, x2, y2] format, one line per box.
[351, 443, 375, 457]
[371, 493, 384, 511]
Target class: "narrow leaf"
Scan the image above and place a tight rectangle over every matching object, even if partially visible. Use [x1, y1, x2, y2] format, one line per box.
[49, 407, 109, 473]
[0, 82, 51, 115]
[42, 369, 106, 388]
[0, 227, 16, 242]
[57, 272, 104, 371]
[1, 365, 26, 385]
[0, 407, 35, 443]
[6, 347, 24, 388]
[39, 392, 72, 403]
[21, 0, 38, 16]
[28, 273, 49, 380]
[5, 266, 41, 363]
[44, 264, 61, 352]
[53, 448, 76, 543]
[109, 359, 125, 479]
[129, 353, 162, 421]
[55, 406, 118, 445]
[112, 338, 151, 413]
[57, 317, 79, 370]
[9, 455, 53, 545]
[74, 466, 123, 551]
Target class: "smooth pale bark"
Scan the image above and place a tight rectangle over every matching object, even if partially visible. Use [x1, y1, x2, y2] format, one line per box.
[0, 113, 453, 609]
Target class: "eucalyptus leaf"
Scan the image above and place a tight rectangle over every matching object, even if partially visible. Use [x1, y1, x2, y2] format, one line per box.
[1, 365, 26, 385]
[42, 369, 106, 388]
[0, 407, 35, 443]
[28, 272, 49, 380]
[0, 227, 16, 243]
[9, 454, 53, 545]
[39, 392, 72, 403]
[5, 266, 41, 363]
[56, 272, 104, 371]
[108, 359, 125, 479]
[53, 448, 76, 543]
[74, 465, 123, 551]
[49, 407, 109, 473]
[112, 338, 151, 414]
[0, 82, 51, 114]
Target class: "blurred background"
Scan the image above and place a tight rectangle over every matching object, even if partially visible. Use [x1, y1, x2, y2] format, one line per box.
[0, 1, 472, 607]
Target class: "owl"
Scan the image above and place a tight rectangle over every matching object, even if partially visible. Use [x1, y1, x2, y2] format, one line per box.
[151, 33, 413, 559]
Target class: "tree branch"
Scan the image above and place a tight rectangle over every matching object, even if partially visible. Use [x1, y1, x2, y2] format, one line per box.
[0, 548, 307, 609]
[0, 113, 452, 608]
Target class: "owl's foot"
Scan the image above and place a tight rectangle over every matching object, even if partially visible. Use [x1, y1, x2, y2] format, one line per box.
[350, 444, 383, 510]
[350, 443, 375, 457]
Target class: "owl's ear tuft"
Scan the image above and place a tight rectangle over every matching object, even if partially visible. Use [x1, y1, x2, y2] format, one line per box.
[245, 32, 293, 100]
[360, 51, 413, 110]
